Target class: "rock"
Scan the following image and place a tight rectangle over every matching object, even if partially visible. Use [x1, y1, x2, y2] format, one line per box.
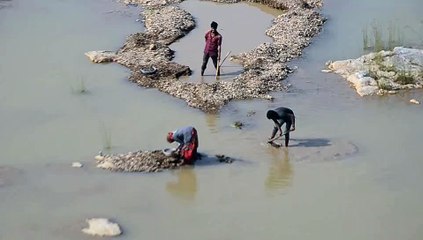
[85, 51, 117, 63]
[95, 150, 181, 172]
[149, 44, 156, 50]
[82, 218, 122, 237]
[410, 99, 420, 104]
[71, 162, 83, 168]
[94, 155, 104, 161]
[326, 47, 423, 96]
[96, 160, 116, 170]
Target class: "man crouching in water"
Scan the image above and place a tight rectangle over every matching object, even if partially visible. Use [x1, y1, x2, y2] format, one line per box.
[167, 126, 199, 164]
[266, 107, 296, 147]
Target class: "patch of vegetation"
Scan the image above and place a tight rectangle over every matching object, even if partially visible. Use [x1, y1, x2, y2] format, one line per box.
[78, 79, 87, 94]
[232, 121, 244, 129]
[377, 80, 393, 90]
[373, 52, 384, 66]
[100, 122, 112, 150]
[395, 71, 415, 85]
[371, 21, 385, 51]
[71, 76, 88, 94]
[379, 64, 396, 72]
[368, 70, 379, 80]
[362, 25, 370, 50]
[387, 21, 403, 50]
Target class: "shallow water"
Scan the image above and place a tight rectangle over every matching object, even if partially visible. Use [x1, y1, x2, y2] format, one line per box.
[1, 0, 423, 239]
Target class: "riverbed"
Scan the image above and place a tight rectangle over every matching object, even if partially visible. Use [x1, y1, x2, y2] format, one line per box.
[1, 0, 422, 239]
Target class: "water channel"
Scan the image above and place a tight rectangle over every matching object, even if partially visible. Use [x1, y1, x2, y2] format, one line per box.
[0, 0, 422, 239]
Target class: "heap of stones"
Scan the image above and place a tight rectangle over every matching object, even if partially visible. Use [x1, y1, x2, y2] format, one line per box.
[325, 47, 423, 96]
[95, 150, 235, 172]
[86, 0, 325, 113]
[95, 150, 183, 172]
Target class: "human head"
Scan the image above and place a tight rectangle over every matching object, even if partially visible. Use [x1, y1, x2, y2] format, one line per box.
[266, 110, 278, 120]
[166, 132, 174, 143]
[210, 21, 218, 30]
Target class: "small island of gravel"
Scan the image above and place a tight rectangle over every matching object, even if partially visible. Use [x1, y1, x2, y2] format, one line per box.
[86, 0, 325, 113]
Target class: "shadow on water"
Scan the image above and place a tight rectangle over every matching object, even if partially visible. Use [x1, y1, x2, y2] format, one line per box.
[289, 138, 331, 148]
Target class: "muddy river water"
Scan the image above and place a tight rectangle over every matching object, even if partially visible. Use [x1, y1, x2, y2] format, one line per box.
[0, 0, 422, 239]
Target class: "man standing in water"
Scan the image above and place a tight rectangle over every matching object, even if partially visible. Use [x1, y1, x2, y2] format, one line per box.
[166, 126, 199, 164]
[266, 107, 296, 147]
[201, 21, 222, 76]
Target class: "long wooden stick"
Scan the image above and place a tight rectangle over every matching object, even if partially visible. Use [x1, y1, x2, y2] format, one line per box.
[267, 130, 290, 143]
[215, 51, 231, 79]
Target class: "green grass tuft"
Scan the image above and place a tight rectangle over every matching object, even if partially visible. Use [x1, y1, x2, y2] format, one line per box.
[395, 71, 415, 85]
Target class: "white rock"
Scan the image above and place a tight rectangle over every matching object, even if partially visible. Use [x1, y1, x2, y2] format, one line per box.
[410, 99, 420, 104]
[325, 47, 423, 96]
[97, 161, 116, 170]
[84, 51, 117, 63]
[82, 218, 122, 237]
[94, 155, 104, 161]
[71, 162, 83, 168]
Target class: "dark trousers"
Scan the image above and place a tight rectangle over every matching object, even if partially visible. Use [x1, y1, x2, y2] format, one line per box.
[201, 52, 218, 75]
[271, 120, 292, 147]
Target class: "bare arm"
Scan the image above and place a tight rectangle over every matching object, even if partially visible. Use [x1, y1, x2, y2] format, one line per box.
[290, 114, 296, 131]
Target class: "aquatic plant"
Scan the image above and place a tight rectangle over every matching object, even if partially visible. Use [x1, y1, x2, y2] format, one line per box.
[362, 20, 404, 52]
[373, 52, 384, 66]
[395, 70, 415, 85]
[362, 25, 369, 50]
[377, 79, 393, 90]
[100, 122, 112, 150]
[371, 20, 385, 51]
[387, 21, 403, 50]
[78, 79, 87, 94]
[71, 76, 88, 94]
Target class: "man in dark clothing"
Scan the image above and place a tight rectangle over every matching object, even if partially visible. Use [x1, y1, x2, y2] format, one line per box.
[167, 126, 199, 164]
[201, 21, 222, 76]
[266, 107, 296, 147]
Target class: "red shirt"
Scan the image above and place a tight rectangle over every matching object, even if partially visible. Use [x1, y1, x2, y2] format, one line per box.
[204, 30, 222, 56]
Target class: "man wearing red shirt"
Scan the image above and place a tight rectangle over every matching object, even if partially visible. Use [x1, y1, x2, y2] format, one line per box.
[201, 21, 222, 76]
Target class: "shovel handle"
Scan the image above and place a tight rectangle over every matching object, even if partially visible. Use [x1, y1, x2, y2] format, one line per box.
[267, 131, 290, 142]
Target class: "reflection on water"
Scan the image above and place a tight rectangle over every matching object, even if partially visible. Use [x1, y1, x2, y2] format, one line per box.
[245, 1, 284, 17]
[205, 113, 219, 133]
[166, 166, 197, 202]
[265, 148, 293, 194]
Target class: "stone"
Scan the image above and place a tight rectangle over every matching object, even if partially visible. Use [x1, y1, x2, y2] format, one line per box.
[82, 218, 122, 237]
[410, 99, 420, 104]
[71, 162, 83, 168]
[96, 160, 116, 170]
[84, 51, 117, 63]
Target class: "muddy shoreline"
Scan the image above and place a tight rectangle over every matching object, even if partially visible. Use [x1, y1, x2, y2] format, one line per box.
[86, 0, 325, 112]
